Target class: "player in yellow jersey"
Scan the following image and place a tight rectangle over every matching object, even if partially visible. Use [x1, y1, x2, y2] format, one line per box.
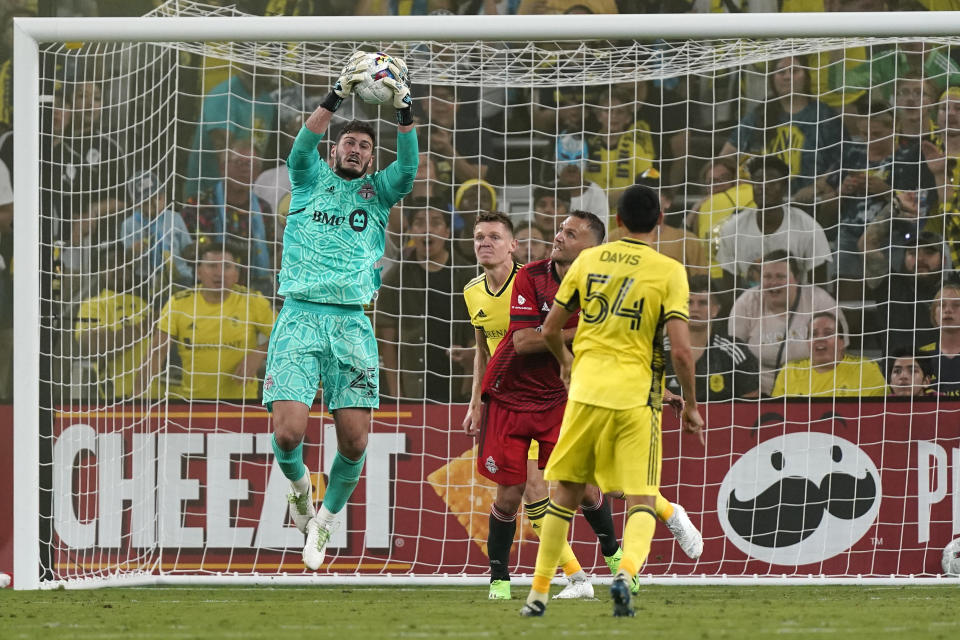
[145, 242, 275, 400]
[521, 184, 705, 618]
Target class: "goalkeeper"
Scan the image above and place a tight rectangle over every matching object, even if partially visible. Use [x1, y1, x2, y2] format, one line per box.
[263, 52, 417, 570]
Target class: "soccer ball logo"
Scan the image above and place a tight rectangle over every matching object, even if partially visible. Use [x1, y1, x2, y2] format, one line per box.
[943, 537, 960, 576]
[355, 52, 400, 106]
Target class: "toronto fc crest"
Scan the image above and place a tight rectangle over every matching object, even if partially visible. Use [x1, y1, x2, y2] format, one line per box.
[359, 182, 376, 200]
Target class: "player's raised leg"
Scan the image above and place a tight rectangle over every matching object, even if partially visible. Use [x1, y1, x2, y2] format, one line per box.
[304, 406, 370, 570]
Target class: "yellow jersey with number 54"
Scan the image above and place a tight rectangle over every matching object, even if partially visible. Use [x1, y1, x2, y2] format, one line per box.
[554, 237, 689, 411]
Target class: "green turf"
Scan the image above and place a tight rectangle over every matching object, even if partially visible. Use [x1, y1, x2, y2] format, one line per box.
[0, 585, 958, 639]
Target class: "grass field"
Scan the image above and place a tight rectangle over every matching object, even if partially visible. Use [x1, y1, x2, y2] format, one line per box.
[1, 585, 958, 639]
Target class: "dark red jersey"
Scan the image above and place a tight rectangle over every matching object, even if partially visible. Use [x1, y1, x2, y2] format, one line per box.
[481, 259, 579, 411]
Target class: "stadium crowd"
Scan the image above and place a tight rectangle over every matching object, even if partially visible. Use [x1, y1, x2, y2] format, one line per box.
[3, 0, 960, 405]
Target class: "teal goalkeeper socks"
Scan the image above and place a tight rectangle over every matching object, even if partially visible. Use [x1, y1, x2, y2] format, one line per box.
[271, 434, 306, 482]
[322, 451, 366, 514]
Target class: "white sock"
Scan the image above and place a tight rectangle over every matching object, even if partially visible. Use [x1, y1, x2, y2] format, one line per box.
[292, 470, 312, 496]
[317, 503, 337, 527]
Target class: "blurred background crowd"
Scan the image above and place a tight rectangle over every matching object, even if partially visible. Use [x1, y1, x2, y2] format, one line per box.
[3, 0, 960, 407]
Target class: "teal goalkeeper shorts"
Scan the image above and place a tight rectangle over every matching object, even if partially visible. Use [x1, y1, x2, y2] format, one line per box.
[262, 298, 379, 411]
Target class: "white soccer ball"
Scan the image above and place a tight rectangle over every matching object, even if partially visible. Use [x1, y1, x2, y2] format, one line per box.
[354, 52, 400, 107]
[943, 537, 960, 576]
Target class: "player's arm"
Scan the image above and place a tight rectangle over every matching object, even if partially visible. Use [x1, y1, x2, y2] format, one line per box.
[513, 325, 577, 355]
[541, 303, 575, 388]
[463, 328, 489, 436]
[665, 317, 705, 446]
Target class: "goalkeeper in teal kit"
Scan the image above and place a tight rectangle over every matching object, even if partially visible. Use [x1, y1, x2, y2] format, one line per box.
[263, 52, 417, 570]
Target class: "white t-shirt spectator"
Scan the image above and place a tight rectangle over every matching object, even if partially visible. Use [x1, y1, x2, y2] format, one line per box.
[570, 182, 610, 231]
[715, 204, 832, 280]
[728, 284, 848, 396]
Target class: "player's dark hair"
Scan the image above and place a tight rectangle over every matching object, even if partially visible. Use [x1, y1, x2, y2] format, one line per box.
[616, 184, 660, 233]
[762, 249, 803, 281]
[688, 275, 713, 295]
[475, 211, 514, 236]
[335, 120, 377, 148]
[568, 209, 606, 243]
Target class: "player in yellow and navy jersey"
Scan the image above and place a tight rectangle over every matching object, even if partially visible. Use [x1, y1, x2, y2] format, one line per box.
[521, 184, 705, 618]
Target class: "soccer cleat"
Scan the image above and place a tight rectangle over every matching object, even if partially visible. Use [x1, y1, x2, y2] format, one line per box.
[287, 488, 316, 535]
[604, 548, 640, 594]
[519, 601, 546, 617]
[610, 576, 635, 618]
[665, 503, 703, 559]
[488, 579, 511, 600]
[604, 547, 623, 574]
[553, 576, 595, 599]
[302, 516, 336, 570]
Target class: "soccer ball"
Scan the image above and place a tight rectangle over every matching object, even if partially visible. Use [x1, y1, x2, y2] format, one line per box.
[354, 52, 400, 107]
[943, 538, 960, 576]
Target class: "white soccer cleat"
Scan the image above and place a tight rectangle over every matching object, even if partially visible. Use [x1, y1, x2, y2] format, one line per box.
[665, 503, 703, 559]
[287, 486, 316, 535]
[552, 576, 595, 599]
[302, 516, 337, 570]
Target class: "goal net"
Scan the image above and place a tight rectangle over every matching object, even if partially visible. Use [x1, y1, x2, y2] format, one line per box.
[12, 1, 960, 588]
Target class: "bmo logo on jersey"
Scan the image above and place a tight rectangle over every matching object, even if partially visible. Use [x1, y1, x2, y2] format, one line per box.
[717, 433, 881, 566]
[312, 210, 346, 225]
[311, 208, 369, 233]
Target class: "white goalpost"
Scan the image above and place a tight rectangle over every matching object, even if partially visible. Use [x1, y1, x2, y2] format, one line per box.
[12, 2, 960, 589]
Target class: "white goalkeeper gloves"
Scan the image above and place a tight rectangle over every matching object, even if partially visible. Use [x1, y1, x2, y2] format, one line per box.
[333, 50, 372, 99]
[381, 55, 413, 123]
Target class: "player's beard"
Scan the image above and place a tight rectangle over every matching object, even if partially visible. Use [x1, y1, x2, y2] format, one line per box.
[334, 152, 369, 179]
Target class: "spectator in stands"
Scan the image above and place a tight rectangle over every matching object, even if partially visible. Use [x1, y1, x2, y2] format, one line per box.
[888, 348, 933, 397]
[184, 63, 277, 199]
[922, 87, 960, 257]
[772, 311, 886, 397]
[719, 56, 842, 203]
[918, 281, 960, 397]
[873, 229, 948, 354]
[825, 102, 934, 294]
[514, 225, 550, 264]
[633, 167, 707, 276]
[451, 178, 497, 263]
[715, 155, 832, 288]
[74, 244, 155, 400]
[691, 157, 755, 281]
[665, 276, 760, 402]
[252, 86, 306, 216]
[728, 250, 848, 396]
[121, 170, 192, 289]
[0, 153, 11, 402]
[408, 151, 449, 209]
[376, 206, 475, 403]
[554, 133, 610, 223]
[145, 241, 275, 401]
[182, 137, 275, 295]
[50, 79, 127, 206]
[584, 83, 657, 215]
[893, 73, 937, 141]
[421, 84, 493, 188]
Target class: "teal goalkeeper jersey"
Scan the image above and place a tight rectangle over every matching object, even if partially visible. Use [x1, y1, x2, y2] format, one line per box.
[278, 126, 418, 305]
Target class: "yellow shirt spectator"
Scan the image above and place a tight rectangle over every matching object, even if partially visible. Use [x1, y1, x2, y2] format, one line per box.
[159, 285, 275, 400]
[74, 289, 154, 399]
[771, 312, 886, 398]
[772, 354, 887, 398]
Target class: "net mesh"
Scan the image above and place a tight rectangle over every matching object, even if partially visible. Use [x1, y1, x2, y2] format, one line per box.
[25, 0, 960, 585]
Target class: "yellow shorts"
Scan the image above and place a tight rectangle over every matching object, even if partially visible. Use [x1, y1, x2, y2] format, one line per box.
[544, 399, 662, 496]
[527, 440, 540, 461]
